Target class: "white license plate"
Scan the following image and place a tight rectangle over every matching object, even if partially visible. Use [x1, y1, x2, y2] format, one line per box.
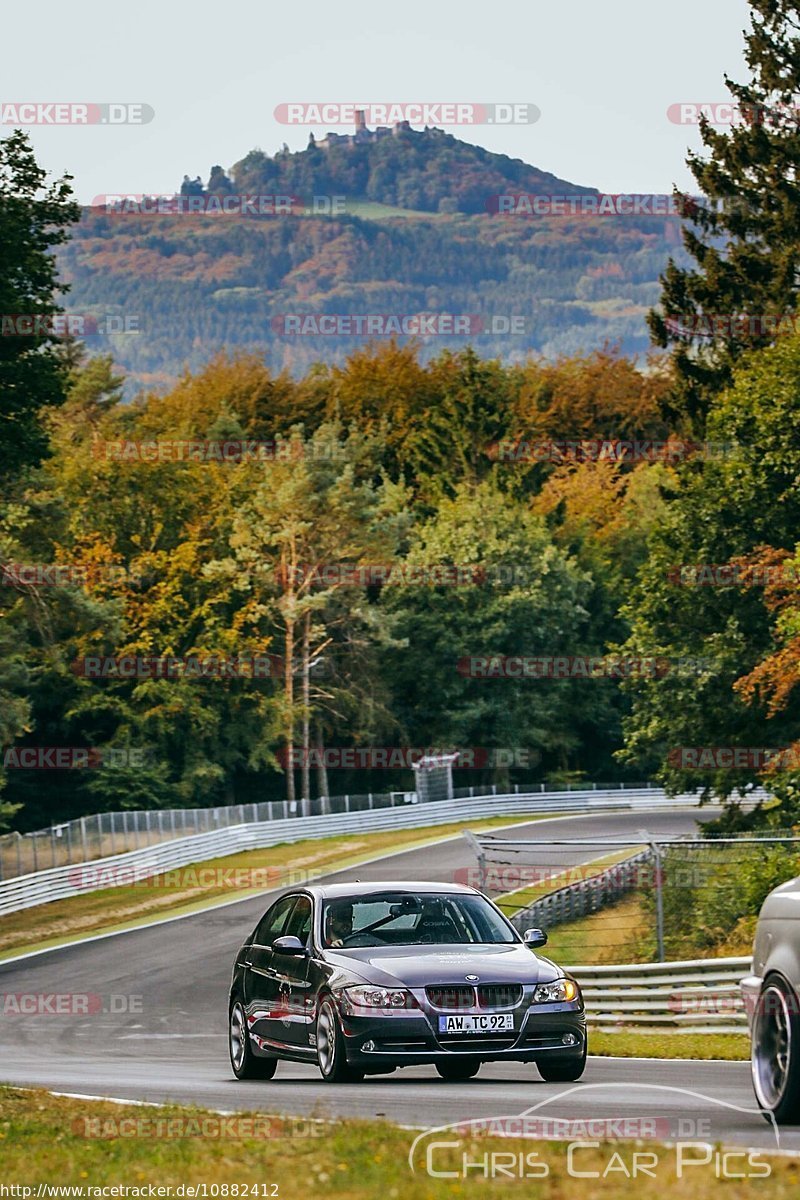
[438, 1013, 514, 1034]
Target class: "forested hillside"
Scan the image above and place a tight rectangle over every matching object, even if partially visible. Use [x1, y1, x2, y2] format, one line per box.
[57, 127, 690, 391]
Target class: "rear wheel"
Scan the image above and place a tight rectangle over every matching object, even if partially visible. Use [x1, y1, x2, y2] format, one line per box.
[435, 1059, 481, 1082]
[752, 977, 800, 1124]
[316, 996, 364, 1083]
[229, 999, 278, 1080]
[538, 1047, 587, 1082]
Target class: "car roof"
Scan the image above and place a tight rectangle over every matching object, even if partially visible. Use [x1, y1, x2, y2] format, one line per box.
[304, 881, 480, 900]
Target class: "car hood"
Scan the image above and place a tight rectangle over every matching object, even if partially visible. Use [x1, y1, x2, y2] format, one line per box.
[326, 943, 563, 988]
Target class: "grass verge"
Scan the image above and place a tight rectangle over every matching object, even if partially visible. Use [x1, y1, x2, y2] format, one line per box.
[0, 1086, 795, 1198]
[542, 893, 653, 965]
[588, 1030, 750, 1060]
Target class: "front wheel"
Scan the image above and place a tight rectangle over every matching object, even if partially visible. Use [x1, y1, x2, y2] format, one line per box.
[751, 977, 800, 1124]
[316, 996, 364, 1083]
[435, 1059, 481, 1082]
[538, 1047, 586, 1082]
[229, 1000, 278, 1080]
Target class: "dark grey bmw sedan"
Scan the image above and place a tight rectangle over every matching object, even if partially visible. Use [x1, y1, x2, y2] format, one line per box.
[228, 881, 586, 1083]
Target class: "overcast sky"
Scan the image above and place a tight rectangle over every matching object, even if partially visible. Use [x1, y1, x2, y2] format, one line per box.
[3, 0, 752, 204]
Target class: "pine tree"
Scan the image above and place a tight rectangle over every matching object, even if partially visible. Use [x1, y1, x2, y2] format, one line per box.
[650, 0, 800, 431]
[0, 131, 79, 478]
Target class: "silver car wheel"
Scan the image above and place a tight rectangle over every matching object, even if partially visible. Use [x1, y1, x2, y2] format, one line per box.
[752, 984, 792, 1110]
[317, 999, 337, 1076]
[230, 1001, 247, 1073]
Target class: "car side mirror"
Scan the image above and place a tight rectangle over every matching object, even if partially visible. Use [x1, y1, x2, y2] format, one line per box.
[523, 928, 548, 948]
[272, 935, 307, 956]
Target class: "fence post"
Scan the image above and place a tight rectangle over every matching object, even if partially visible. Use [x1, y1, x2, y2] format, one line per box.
[462, 831, 486, 891]
[345, 795, 350, 813]
[648, 836, 665, 962]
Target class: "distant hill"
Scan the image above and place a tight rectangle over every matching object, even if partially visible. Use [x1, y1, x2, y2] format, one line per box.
[227, 122, 595, 215]
[58, 122, 689, 392]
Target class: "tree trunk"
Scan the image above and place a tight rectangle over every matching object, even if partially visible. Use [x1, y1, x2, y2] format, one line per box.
[315, 723, 329, 803]
[301, 610, 311, 802]
[283, 544, 296, 804]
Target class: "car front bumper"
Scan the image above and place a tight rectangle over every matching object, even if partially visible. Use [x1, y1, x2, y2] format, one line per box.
[337, 1003, 586, 1066]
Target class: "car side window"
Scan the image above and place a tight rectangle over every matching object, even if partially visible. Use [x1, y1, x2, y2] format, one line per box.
[254, 895, 296, 946]
[284, 895, 313, 946]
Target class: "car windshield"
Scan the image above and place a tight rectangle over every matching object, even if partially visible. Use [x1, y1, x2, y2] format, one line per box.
[321, 892, 517, 947]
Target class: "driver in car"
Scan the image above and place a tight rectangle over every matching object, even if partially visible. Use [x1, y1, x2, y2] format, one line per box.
[326, 902, 355, 947]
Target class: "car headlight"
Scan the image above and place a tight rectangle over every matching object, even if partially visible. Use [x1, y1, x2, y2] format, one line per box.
[339, 986, 416, 1012]
[532, 978, 580, 1004]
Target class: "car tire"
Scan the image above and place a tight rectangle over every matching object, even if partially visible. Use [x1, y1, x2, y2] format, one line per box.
[435, 1059, 481, 1082]
[229, 999, 278, 1080]
[751, 976, 800, 1124]
[537, 1047, 587, 1082]
[316, 996, 364, 1084]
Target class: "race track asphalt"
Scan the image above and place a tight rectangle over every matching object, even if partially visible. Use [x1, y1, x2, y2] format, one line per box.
[1, 807, 795, 1152]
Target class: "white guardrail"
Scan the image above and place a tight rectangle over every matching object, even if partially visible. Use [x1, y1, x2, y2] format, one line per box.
[570, 957, 751, 1034]
[0, 787, 705, 917]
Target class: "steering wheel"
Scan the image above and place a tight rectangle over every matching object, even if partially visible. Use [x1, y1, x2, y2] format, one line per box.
[338, 931, 385, 947]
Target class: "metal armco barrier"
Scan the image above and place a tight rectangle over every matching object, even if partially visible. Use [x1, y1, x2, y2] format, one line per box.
[0, 787, 702, 916]
[508, 850, 653, 933]
[570, 957, 751, 1033]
